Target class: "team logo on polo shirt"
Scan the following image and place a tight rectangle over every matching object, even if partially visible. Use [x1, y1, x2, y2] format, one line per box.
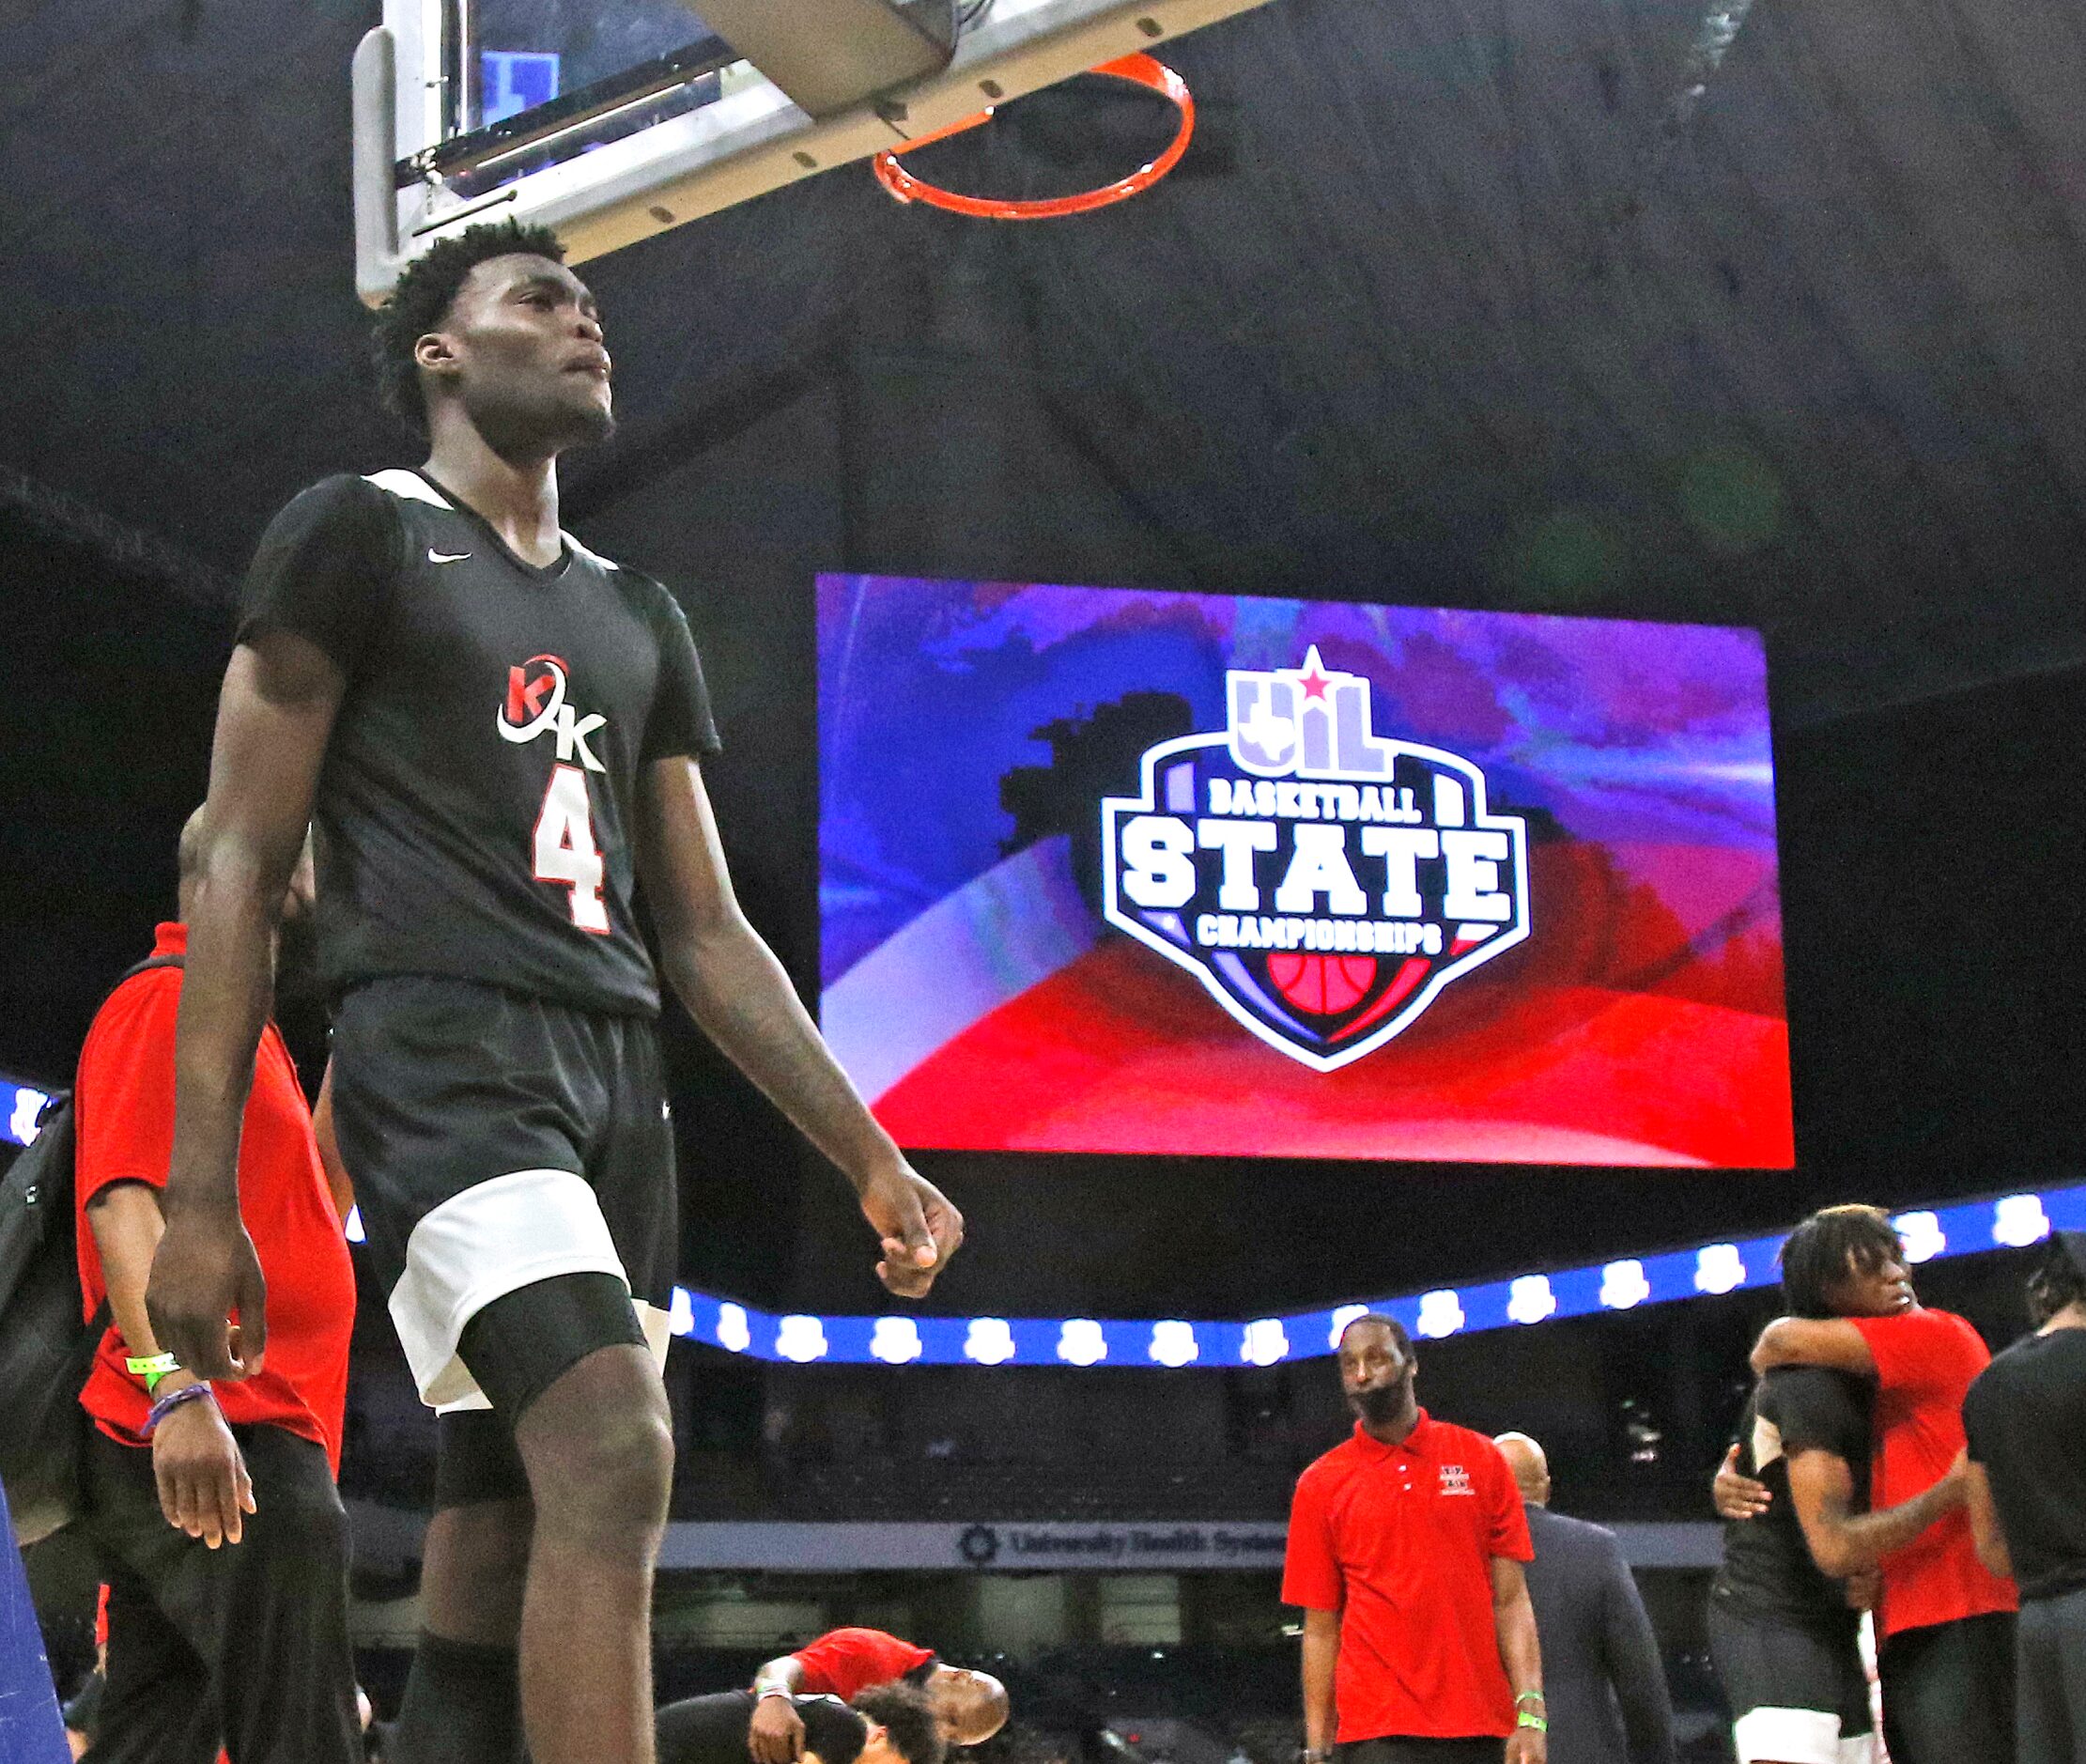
[1101, 649, 1531, 1071]
[498, 654, 608, 773]
[1439, 1463, 1475, 1496]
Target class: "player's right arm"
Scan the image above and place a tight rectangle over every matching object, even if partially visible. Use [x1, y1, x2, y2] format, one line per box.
[748, 1657, 809, 1764]
[147, 630, 345, 1381]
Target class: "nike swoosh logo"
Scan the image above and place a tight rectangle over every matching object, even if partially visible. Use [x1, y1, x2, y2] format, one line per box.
[428, 549, 471, 564]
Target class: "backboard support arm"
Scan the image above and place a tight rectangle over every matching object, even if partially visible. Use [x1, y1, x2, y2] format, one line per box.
[684, 0, 957, 120]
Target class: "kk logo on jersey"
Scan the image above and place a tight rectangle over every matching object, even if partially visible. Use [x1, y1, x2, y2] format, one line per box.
[497, 654, 607, 773]
[1100, 648, 1530, 1071]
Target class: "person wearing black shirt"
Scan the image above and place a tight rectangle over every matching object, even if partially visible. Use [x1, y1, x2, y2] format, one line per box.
[659, 1686, 943, 1764]
[1965, 1230, 2086, 1764]
[1707, 1366, 1876, 1764]
[146, 220, 965, 1764]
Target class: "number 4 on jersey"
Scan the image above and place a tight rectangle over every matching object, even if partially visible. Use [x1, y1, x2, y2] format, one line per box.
[533, 764, 610, 933]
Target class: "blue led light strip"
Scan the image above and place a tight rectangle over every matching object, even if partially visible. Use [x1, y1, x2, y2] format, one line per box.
[8, 1073, 2072, 1370]
[666, 1187, 2082, 1369]
[0, 1077, 51, 1149]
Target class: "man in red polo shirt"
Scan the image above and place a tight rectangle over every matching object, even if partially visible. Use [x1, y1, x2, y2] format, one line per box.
[1284, 1314, 1545, 1764]
[1749, 1204, 2018, 1764]
[71, 814, 360, 1764]
[747, 1629, 1008, 1760]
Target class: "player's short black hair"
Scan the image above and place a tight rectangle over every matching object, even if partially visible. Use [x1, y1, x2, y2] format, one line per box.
[1780, 1204, 1903, 1319]
[855, 1683, 946, 1764]
[2027, 1232, 2086, 1327]
[1337, 1312, 1414, 1359]
[370, 219, 567, 431]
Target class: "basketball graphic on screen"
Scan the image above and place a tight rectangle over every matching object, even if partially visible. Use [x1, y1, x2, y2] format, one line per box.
[1267, 952, 1378, 1015]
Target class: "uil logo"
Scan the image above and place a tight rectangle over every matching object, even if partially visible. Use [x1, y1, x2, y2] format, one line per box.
[1100, 649, 1529, 1071]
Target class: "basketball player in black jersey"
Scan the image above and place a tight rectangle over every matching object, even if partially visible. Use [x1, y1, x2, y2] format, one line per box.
[147, 221, 965, 1764]
[1707, 1366, 1878, 1762]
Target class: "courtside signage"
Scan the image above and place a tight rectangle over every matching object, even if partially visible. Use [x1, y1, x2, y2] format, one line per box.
[1102, 647, 1528, 1071]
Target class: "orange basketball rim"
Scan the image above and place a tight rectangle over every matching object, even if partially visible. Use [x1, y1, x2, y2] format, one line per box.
[871, 53, 1195, 220]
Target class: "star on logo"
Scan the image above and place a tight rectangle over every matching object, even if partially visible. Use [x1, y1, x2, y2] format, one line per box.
[1297, 647, 1333, 701]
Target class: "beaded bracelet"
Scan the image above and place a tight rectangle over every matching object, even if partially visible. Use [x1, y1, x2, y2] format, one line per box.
[142, 1381, 214, 1437]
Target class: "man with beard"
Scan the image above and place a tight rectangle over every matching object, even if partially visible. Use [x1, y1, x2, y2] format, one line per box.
[71, 811, 360, 1763]
[1283, 1314, 1545, 1764]
[146, 220, 964, 1764]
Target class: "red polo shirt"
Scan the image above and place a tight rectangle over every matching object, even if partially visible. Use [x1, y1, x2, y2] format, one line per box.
[1850, 1307, 2017, 1640]
[1283, 1411, 1532, 1741]
[73, 925, 355, 1472]
[791, 1628, 936, 1698]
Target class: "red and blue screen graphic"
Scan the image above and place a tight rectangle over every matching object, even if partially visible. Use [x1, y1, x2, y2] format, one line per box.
[818, 576, 1793, 1167]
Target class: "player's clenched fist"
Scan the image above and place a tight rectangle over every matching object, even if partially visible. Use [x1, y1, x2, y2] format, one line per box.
[146, 1209, 269, 1383]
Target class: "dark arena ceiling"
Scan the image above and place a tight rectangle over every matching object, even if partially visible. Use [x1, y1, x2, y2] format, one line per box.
[4, 0, 2083, 713]
[3, 0, 2084, 1308]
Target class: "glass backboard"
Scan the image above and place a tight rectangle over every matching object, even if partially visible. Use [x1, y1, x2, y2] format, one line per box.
[469, 2, 720, 132]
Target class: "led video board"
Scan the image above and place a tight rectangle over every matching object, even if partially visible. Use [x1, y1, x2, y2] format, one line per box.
[818, 577, 1792, 1167]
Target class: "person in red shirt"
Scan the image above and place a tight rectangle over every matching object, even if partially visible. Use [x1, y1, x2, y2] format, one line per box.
[1283, 1314, 1546, 1764]
[71, 814, 360, 1764]
[747, 1629, 1008, 1762]
[1747, 1204, 2018, 1764]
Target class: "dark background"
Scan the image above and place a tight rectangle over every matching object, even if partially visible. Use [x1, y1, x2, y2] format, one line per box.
[12, 21, 2086, 1753]
[3, 0, 2084, 1329]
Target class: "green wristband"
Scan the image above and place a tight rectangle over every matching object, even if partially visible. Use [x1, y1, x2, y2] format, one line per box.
[126, 1353, 179, 1395]
[1515, 1712, 1547, 1732]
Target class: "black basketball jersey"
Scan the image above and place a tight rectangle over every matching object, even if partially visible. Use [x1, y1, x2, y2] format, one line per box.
[1712, 1365, 1874, 1630]
[237, 469, 720, 1016]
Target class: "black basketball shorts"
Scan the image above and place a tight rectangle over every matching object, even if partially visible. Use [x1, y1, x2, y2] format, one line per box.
[1707, 1601, 1876, 1764]
[330, 977, 677, 1414]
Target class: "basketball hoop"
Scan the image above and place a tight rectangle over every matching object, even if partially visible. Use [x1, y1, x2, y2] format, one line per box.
[871, 53, 1195, 220]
